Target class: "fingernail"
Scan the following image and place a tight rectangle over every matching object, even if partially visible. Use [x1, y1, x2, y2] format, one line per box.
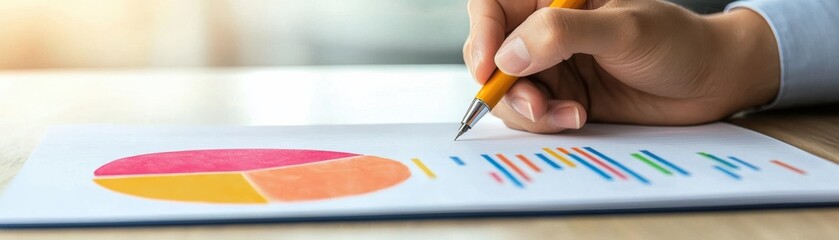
[510, 98, 535, 122]
[550, 106, 581, 129]
[495, 37, 530, 74]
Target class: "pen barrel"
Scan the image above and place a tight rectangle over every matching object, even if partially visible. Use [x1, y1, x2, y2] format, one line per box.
[471, 0, 584, 111]
[550, 0, 586, 8]
[475, 70, 518, 109]
[457, 0, 586, 137]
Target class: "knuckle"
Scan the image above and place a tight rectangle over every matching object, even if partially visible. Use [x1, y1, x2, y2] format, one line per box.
[603, 0, 631, 8]
[535, 8, 565, 37]
[462, 40, 472, 59]
[533, 8, 571, 58]
[466, 0, 478, 15]
[612, 9, 647, 43]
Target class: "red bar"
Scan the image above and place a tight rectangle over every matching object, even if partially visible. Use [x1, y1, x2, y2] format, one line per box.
[569, 147, 628, 180]
[516, 154, 542, 173]
[771, 160, 806, 175]
[496, 154, 532, 182]
[489, 172, 503, 183]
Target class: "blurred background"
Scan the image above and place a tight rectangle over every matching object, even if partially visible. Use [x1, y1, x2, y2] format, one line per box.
[0, 0, 733, 70]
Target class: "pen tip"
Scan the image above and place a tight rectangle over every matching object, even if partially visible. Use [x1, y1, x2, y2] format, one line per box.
[454, 124, 469, 141]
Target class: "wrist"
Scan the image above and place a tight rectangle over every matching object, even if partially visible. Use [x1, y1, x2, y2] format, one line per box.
[704, 8, 780, 113]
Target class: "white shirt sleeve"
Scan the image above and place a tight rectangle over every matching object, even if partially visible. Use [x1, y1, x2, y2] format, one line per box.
[726, 0, 839, 109]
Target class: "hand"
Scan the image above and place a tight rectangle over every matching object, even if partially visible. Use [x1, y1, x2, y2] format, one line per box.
[463, 0, 780, 133]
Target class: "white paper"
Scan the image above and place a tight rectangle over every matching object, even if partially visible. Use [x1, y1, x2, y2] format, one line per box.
[1, 122, 838, 227]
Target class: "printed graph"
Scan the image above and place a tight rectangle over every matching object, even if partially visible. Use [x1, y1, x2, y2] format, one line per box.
[94, 147, 813, 204]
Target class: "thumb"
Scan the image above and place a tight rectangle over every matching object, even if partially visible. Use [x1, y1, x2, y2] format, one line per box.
[494, 7, 624, 76]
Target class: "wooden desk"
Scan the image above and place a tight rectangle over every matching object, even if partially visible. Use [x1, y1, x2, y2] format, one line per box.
[1, 66, 837, 239]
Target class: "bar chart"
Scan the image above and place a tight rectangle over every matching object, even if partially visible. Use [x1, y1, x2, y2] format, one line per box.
[410, 146, 808, 188]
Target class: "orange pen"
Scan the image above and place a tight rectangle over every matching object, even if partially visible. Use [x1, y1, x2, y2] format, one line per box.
[455, 0, 586, 140]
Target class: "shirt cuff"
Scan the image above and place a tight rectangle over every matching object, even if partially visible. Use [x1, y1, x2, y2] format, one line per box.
[726, 0, 839, 110]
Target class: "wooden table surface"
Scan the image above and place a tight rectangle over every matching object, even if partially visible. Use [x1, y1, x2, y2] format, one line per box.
[1, 66, 837, 239]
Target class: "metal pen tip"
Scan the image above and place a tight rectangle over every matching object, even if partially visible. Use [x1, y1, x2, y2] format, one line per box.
[456, 98, 489, 142]
[454, 124, 469, 141]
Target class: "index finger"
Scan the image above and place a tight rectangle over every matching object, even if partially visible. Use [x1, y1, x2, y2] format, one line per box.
[464, 0, 549, 84]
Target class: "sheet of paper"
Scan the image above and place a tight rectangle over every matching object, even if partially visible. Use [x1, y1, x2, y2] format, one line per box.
[1, 122, 838, 227]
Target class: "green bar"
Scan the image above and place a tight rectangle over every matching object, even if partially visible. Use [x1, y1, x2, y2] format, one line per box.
[698, 152, 738, 169]
[631, 153, 672, 175]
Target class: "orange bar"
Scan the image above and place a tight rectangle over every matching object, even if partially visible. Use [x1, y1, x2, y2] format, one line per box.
[568, 147, 628, 180]
[516, 154, 542, 173]
[496, 154, 531, 182]
[770, 160, 806, 175]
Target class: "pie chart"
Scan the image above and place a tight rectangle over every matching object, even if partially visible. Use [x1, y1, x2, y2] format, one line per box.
[93, 149, 412, 204]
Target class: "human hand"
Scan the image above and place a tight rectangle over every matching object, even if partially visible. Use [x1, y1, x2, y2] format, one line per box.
[463, 0, 780, 133]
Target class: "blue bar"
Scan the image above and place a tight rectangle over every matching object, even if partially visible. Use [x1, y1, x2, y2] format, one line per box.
[729, 156, 759, 170]
[714, 165, 741, 180]
[449, 156, 465, 166]
[565, 152, 612, 181]
[535, 153, 562, 170]
[699, 152, 739, 169]
[481, 154, 524, 188]
[640, 150, 690, 176]
[584, 147, 650, 185]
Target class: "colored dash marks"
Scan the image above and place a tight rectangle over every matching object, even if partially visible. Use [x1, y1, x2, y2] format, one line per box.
[489, 172, 503, 183]
[584, 147, 649, 184]
[571, 147, 627, 180]
[516, 154, 542, 173]
[771, 160, 806, 175]
[714, 166, 741, 180]
[466, 147, 807, 188]
[699, 152, 738, 169]
[640, 150, 690, 176]
[449, 156, 465, 166]
[412, 158, 436, 179]
[631, 153, 672, 175]
[482, 154, 524, 188]
[699, 153, 774, 180]
[558, 148, 612, 181]
[496, 154, 531, 182]
[543, 148, 576, 167]
[430, 149, 805, 190]
[535, 153, 562, 170]
[729, 156, 759, 170]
